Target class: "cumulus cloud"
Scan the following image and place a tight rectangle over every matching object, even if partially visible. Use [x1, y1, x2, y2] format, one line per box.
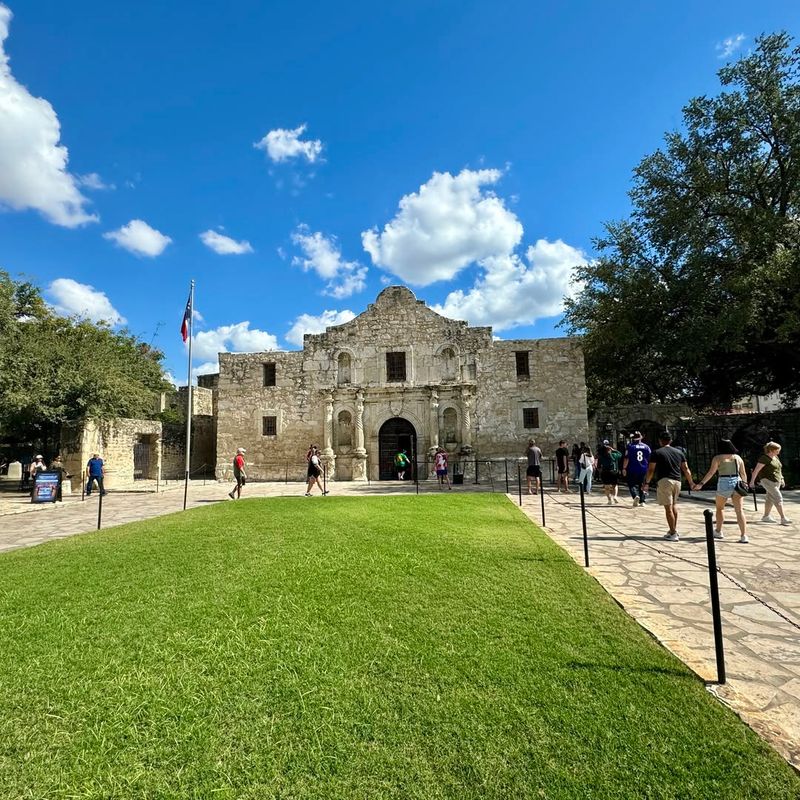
[77, 172, 114, 191]
[47, 278, 126, 325]
[362, 169, 523, 286]
[200, 229, 254, 255]
[716, 34, 746, 58]
[291, 226, 367, 298]
[0, 6, 96, 227]
[432, 239, 587, 330]
[285, 309, 356, 347]
[254, 124, 323, 163]
[192, 321, 279, 361]
[103, 219, 172, 257]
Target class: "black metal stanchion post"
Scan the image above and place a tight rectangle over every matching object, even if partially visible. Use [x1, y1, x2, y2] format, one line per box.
[474, 456, 479, 485]
[97, 489, 103, 530]
[580, 483, 589, 567]
[703, 509, 726, 684]
[504, 459, 509, 493]
[540, 483, 546, 526]
[183, 470, 189, 511]
[752, 487, 758, 512]
[81, 469, 85, 502]
[517, 465, 522, 507]
[323, 464, 327, 495]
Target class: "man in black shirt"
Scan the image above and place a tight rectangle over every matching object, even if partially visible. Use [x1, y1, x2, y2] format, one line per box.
[643, 431, 694, 542]
[555, 440, 571, 493]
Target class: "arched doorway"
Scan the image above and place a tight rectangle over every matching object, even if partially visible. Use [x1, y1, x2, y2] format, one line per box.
[379, 418, 417, 480]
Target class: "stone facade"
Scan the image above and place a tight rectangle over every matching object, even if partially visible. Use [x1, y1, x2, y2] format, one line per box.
[214, 286, 589, 481]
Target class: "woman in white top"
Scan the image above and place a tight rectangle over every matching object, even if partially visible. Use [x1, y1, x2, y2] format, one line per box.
[692, 439, 748, 543]
[577, 446, 595, 495]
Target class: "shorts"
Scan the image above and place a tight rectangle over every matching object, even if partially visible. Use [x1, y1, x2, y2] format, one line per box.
[307, 464, 321, 479]
[656, 479, 681, 506]
[715, 475, 739, 499]
[526, 465, 542, 478]
[436, 468, 448, 477]
[235, 473, 246, 488]
[760, 478, 783, 506]
[557, 464, 569, 475]
[600, 469, 618, 486]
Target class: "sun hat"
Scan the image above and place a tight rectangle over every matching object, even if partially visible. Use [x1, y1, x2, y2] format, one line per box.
[237, 447, 246, 453]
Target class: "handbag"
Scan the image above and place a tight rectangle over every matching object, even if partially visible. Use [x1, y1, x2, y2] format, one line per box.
[734, 479, 750, 497]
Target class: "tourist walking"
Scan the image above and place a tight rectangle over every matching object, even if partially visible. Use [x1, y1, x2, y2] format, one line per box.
[750, 441, 793, 526]
[305, 445, 328, 495]
[555, 440, 571, 493]
[623, 431, 651, 506]
[643, 432, 694, 542]
[598, 443, 622, 504]
[434, 446, 452, 490]
[526, 439, 543, 495]
[692, 439, 749, 543]
[85, 453, 107, 496]
[571, 443, 581, 483]
[395, 449, 410, 480]
[577, 446, 595, 495]
[228, 447, 246, 499]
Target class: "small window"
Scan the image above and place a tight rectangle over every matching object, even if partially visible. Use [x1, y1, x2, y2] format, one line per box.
[523, 408, 539, 429]
[386, 351, 407, 382]
[263, 363, 276, 387]
[337, 352, 352, 385]
[262, 415, 277, 436]
[515, 351, 530, 378]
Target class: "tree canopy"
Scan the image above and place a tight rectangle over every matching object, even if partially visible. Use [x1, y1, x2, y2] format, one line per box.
[563, 32, 800, 411]
[0, 271, 170, 447]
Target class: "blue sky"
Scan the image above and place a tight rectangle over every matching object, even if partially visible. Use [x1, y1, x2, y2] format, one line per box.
[1, 1, 798, 383]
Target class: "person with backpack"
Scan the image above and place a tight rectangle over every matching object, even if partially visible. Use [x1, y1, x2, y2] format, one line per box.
[598, 442, 622, 504]
[228, 448, 246, 500]
[395, 449, 410, 480]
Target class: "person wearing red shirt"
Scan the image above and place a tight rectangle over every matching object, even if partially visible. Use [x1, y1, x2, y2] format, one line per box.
[229, 448, 247, 499]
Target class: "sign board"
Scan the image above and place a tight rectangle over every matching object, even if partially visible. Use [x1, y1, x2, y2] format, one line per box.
[32, 471, 60, 504]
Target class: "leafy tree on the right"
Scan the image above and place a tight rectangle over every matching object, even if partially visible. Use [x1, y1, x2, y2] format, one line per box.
[563, 33, 800, 412]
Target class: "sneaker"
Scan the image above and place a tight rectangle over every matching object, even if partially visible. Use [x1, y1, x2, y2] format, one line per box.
[607, 498, 613, 505]
[714, 530, 724, 540]
[228, 491, 235, 499]
[761, 516, 778, 523]
[613, 496, 619, 504]
[780, 519, 793, 526]
[304, 492, 312, 497]
[739, 534, 749, 544]
[322, 490, 329, 495]
[663, 532, 680, 542]
[632, 497, 640, 508]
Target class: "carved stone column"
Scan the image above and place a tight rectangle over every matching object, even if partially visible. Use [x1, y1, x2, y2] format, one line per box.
[322, 392, 336, 479]
[461, 388, 473, 451]
[429, 388, 439, 456]
[352, 389, 368, 481]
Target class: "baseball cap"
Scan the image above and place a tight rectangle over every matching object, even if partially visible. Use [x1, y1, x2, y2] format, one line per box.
[633, 430, 642, 439]
[237, 447, 246, 453]
[602, 439, 610, 446]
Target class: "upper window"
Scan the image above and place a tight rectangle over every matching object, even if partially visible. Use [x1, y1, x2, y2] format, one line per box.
[263, 362, 276, 387]
[262, 415, 277, 436]
[439, 347, 456, 381]
[515, 351, 530, 378]
[386, 352, 407, 382]
[337, 352, 352, 385]
[523, 407, 539, 429]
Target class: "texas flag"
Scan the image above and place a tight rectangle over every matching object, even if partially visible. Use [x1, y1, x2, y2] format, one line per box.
[180, 289, 192, 342]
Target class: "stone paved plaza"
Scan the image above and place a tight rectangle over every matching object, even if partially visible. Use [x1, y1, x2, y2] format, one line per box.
[2, 480, 798, 769]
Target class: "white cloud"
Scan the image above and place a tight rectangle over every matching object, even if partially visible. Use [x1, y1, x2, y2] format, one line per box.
[716, 34, 746, 59]
[200, 229, 254, 255]
[47, 278, 126, 325]
[362, 168, 523, 286]
[103, 219, 172, 257]
[291, 226, 367, 298]
[78, 172, 114, 191]
[285, 309, 356, 347]
[432, 239, 587, 330]
[0, 6, 96, 227]
[254, 124, 323, 163]
[192, 321, 279, 361]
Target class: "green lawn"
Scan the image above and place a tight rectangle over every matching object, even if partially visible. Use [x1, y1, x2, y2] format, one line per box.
[0, 495, 797, 799]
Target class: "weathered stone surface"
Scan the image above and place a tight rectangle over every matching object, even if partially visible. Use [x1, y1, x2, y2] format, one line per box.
[213, 286, 590, 480]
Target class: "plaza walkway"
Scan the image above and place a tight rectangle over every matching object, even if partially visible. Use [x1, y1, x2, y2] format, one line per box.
[2, 478, 798, 769]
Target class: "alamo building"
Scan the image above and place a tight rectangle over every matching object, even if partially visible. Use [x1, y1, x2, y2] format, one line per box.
[209, 286, 590, 482]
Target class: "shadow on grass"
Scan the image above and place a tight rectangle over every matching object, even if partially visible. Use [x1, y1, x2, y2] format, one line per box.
[567, 659, 692, 679]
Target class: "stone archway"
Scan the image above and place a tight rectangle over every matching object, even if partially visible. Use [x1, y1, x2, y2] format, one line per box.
[378, 417, 417, 480]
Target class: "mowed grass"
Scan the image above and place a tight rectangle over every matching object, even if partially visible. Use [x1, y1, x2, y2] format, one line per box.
[0, 495, 797, 799]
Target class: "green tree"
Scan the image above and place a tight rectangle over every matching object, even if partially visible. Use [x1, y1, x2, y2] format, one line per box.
[0, 271, 171, 448]
[563, 32, 800, 410]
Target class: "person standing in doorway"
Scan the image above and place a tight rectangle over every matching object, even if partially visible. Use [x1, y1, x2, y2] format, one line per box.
[526, 439, 543, 495]
[555, 440, 571, 493]
[305, 445, 328, 495]
[86, 453, 107, 496]
[643, 431, 694, 542]
[623, 431, 651, 506]
[229, 448, 246, 500]
[395, 449, 410, 480]
[434, 446, 452, 490]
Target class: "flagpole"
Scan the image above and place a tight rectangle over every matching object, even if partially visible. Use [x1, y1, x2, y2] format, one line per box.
[183, 279, 195, 510]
